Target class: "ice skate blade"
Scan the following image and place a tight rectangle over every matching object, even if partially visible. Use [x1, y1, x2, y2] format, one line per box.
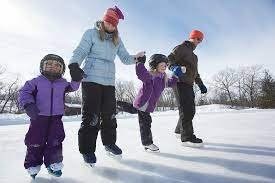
[144, 148, 160, 153]
[48, 172, 62, 177]
[30, 174, 37, 179]
[181, 141, 204, 148]
[84, 162, 96, 167]
[106, 151, 122, 160]
[175, 133, 181, 139]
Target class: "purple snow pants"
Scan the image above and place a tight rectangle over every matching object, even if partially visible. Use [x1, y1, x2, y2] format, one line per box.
[24, 115, 65, 169]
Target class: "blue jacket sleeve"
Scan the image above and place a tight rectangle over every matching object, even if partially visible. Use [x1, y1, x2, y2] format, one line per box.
[117, 38, 135, 65]
[70, 29, 94, 65]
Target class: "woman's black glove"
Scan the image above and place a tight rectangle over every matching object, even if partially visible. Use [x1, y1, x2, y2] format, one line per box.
[68, 63, 85, 82]
[136, 55, 146, 64]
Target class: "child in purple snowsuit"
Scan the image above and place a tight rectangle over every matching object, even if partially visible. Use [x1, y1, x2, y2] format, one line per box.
[133, 54, 185, 152]
[18, 54, 81, 178]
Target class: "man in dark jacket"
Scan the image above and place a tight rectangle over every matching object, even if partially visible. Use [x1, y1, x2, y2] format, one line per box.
[168, 30, 207, 147]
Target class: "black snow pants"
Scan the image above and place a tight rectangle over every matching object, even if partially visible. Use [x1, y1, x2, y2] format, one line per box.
[78, 82, 117, 154]
[173, 82, 196, 141]
[137, 110, 153, 146]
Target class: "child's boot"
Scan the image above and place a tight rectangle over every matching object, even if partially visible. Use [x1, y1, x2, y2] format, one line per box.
[47, 162, 63, 177]
[27, 165, 41, 179]
[82, 152, 97, 167]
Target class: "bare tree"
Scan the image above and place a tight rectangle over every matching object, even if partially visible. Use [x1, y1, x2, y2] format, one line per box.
[165, 88, 177, 110]
[124, 81, 137, 102]
[65, 89, 82, 104]
[116, 80, 127, 102]
[213, 68, 238, 106]
[194, 84, 211, 106]
[115, 80, 136, 103]
[0, 77, 20, 113]
[240, 65, 263, 108]
[259, 70, 275, 108]
[235, 69, 247, 106]
[157, 88, 176, 111]
[0, 65, 6, 105]
[13, 89, 22, 113]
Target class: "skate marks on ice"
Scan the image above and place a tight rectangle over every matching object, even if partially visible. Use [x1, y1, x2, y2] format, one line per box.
[29, 176, 81, 183]
[92, 165, 187, 183]
[114, 158, 273, 183]
[204, 142, 275, 157]
[78, 154, 271, 183]
[152, 151, 275, 181]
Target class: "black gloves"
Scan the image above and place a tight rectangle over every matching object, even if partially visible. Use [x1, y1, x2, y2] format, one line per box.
[198, 84, 207, 94]
[136, 55, 146, 64]
[68, 63, 85, 82]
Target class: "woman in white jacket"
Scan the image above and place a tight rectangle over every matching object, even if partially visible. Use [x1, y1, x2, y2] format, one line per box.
[68, 6, 145, 166]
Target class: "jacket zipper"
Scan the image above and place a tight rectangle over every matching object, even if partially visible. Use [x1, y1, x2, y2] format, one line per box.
[50, 82, 53, 115]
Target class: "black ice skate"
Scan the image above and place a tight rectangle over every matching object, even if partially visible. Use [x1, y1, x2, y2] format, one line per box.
[105, 144, 122, 159]
[182, 135, 204, 148]
[82, 153, 97, 167]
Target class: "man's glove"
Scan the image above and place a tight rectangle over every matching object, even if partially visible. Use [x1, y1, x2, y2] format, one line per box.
[68, 63, 85, 82]
[170, 66, 184, 78]
[198, 84, 207, 94]
[24, 103, 39, 120]
[136, 55, 146, 64]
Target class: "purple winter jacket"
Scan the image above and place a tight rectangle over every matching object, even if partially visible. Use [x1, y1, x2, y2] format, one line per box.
[18, 75, 80, 116]
[133, 63, 178, 113]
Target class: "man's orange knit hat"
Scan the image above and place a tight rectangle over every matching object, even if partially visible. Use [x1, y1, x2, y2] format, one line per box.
[189, 30, 204, 40]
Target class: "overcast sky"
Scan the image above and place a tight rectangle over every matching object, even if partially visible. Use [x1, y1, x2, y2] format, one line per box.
[0, 0, 274, 84]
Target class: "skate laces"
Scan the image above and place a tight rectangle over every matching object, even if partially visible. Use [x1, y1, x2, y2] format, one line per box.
[49, 162, 63, 171]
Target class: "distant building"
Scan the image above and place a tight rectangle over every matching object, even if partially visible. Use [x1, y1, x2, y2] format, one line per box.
[64, 103, 81, 116]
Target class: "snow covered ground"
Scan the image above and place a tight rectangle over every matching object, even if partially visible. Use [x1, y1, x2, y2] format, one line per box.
[0, 104, 275, 183]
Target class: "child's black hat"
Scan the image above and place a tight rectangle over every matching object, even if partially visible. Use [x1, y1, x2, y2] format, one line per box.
[148, 54, 168, 70]
[40, 54, 65, 76]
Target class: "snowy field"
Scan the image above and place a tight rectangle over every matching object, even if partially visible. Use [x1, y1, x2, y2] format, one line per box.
[0, 104, 275, 183]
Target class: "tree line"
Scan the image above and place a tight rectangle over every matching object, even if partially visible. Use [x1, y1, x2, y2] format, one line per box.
[0, 64, 274, 114]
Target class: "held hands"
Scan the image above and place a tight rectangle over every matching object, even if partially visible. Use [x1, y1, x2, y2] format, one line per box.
[198, 84, 207, 94]
[134, 51, 146, 64]
[68, 63, 85, 82]
[24, 103, 39, 120]
[135, 51, 146, 58]
[136, 55, 146, 64]
[170, 66, 185, 78]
